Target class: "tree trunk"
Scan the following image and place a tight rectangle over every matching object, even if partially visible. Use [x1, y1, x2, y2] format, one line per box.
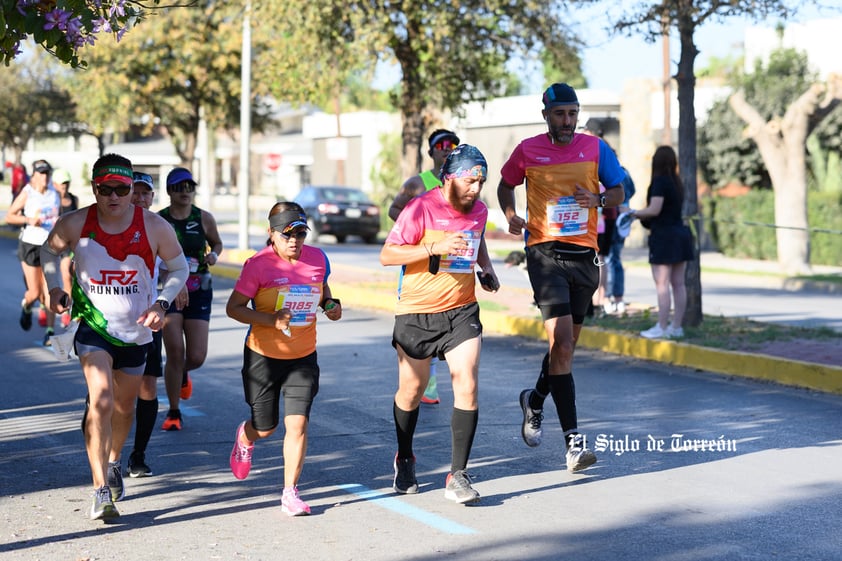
[675, 16, 702, 327]
[728, 82, 837, 275]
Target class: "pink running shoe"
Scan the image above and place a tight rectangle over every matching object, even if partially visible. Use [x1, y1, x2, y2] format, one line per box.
[229, 422, 254, 480]
[281, 486, 311, 516]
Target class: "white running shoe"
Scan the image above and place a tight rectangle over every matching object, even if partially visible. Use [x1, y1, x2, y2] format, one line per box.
[640, 324, 666, 339]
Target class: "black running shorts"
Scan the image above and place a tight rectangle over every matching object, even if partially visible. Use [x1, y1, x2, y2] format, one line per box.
[142, 330, 163, 378]
[241, 347, 319, 431]
[74, 320, 151, 376]
[525, 241, 599, 323]
[166, 285, 213, 321]
[17, 241, 43, 267]
[392, 302, 482, 361]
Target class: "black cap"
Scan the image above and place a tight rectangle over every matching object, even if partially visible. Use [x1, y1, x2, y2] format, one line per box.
[32, 160, 52, 174]
[542, 83, 579, 107]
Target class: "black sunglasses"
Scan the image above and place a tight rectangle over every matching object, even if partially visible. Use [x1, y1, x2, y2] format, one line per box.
[170, 181, 196, 193]
[95, 183, 132, 197]
[276, 230, 308, 241]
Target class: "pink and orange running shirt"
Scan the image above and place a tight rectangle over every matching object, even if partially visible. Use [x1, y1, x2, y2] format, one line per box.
[386, 188, 488, 315]
[233, 244, 331, 360]
[500, 133, 625, 251]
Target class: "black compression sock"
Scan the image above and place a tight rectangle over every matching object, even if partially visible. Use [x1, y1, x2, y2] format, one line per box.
[393, 402, 419, 459]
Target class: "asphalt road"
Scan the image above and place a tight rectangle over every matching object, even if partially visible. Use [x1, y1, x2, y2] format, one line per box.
[1, 236, 841, 560]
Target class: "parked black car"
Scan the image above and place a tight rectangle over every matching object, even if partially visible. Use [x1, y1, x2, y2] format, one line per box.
[294, 186, 380, 244]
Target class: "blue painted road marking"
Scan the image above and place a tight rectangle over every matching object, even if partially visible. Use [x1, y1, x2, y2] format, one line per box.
[338, 483, 477, 535]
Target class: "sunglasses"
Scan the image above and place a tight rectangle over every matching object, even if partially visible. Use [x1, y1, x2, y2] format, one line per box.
[95, 183, 132, 197]
[433, 140, 457, 151]
[277, 230, 308, 241]
[169, 181, 196, 193]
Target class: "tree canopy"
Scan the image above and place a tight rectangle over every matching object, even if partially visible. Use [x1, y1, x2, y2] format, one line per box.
[68, 1, 267, 164]
[254, 1, 585, 178]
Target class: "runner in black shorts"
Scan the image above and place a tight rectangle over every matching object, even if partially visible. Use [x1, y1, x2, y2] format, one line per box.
[158, 167, 223, 431]
[381, 144, 498, 505]
[498, 83, 627, 473]
[226, 202, 342, 517]
[240, 349, 319, 429]
[126, 172, 164, 477]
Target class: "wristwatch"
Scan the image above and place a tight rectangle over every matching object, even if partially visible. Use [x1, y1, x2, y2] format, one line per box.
[155, 298, 170, 311]
[599, 194, 607, 208]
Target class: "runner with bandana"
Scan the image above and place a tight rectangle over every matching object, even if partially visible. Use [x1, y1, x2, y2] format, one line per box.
[381, 144, 499, 504]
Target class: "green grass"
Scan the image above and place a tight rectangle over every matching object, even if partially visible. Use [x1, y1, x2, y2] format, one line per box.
[588, 312, 841, 351]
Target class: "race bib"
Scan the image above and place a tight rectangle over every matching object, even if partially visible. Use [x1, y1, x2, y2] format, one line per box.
[275, 285, 322, 326]
[547, 196, 588, 237]
[439, 230, 481, 274]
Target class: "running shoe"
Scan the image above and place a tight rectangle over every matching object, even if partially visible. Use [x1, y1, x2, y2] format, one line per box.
[161, 410, 182, 431]
[444, 470, 480, 504]
[666, 325, 685, 339]
[127, 450, 152, 478]
[43, 327, 54, 347]
[519, 389, 543, 447]
[38, 307, 47, 327]
[229, 421, 254, 480]
[61, 312, 71, 328]
[180, 371, 193, 400]
[640, 324, 666, 339]
[107, 460, 125, 501]
[421, 375, 439, 404]
[19, 300, 32, 331]
[90, 485, 119, 520]
[393, 453, 418, 494]
[281, 486, 311, 516]
[566, 433, 597, 473]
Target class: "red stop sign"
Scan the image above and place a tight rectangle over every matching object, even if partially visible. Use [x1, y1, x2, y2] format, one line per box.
[266, 153, 282, 171]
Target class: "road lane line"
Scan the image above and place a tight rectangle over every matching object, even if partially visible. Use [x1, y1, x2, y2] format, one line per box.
[338, 483, 477, 535]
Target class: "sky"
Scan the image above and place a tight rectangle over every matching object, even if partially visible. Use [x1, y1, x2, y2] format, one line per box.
[571, 2, 839, 92]
[373, 3, 839, 95]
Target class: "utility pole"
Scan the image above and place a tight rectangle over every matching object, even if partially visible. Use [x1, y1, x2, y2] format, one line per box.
[237, 1, 252, 251]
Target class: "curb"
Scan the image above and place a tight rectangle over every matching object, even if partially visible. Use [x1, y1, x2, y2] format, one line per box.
[211, 261, 842, 396]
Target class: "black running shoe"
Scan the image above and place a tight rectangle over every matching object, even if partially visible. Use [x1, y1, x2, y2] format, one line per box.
[393, 453, 418, 494]
[43, 327, 54, 347]
[127, 450, 152, 478]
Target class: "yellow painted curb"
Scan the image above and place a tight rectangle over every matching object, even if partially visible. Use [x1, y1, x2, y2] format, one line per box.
[211, 260, 842, 396]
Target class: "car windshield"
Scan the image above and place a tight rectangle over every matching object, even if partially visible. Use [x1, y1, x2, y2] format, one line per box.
[317, 188, 371, 203]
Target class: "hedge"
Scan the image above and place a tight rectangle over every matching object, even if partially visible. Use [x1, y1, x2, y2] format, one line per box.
[703, 190, 842, 265]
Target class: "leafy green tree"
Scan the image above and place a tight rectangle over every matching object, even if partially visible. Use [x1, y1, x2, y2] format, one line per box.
[0, 54, 75, 164]
[729, 52, 842, 274]
[612, 0, 799, 327]
[68, 1, 269, 165]
[700, 46, 842, 195]
[254, 1, 584, 179]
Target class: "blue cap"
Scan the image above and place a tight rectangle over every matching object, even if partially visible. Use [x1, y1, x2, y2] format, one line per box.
[166, 167, 196, 187]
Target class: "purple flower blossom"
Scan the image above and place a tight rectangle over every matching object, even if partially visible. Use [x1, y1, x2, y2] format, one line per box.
[109, 1, 127, 19]
[43, 9, 72, 32]
[92, 16, 113, 34]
